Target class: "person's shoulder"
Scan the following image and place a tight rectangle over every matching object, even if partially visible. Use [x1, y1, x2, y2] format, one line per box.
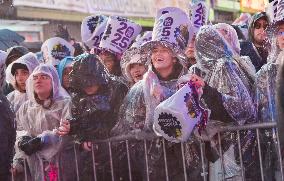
[6, 90, 16, 101]
[0, 94, 15, 121]
[240, 40, 253, 48]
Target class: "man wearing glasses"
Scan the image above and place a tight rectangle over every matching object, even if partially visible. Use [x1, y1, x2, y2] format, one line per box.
[240, 12, 269, 72]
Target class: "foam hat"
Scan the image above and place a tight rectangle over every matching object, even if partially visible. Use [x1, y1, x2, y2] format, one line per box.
[81, 15, 108, 51]
[140, 7, 193, 66]
[188, 0, 209, 35]
[41, 37, 74, 66]
[99, 16, 142, 55]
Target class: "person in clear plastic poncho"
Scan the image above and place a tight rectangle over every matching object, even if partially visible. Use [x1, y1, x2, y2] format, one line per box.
[6, 53, 39, 113]
[112, 40, 191, 181]
[56, 54, 129, 180]
[193, 25, 255, 125]
[213, 23, 256, 100]
[255, 19, 284, 181]
[12, 64, 76, 181]
[190, 25, 256, 180]
[120, 47, 148, 88]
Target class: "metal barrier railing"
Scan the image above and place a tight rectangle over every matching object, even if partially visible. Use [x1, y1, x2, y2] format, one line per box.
[14, 122, 284, 181]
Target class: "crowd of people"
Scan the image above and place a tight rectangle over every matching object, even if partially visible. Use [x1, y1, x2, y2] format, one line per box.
[1, 2, 284, 181]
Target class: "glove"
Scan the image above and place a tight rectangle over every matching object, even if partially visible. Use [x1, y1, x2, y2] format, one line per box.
[18, 136, 43, 156]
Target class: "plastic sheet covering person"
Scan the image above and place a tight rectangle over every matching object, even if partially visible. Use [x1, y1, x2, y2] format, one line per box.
[213, 23, 256, 104]
[12, 64, 76, 181]
[255, 17, 284, 181]
[58, 54, 128, 180]
[190, 25, 256, 179]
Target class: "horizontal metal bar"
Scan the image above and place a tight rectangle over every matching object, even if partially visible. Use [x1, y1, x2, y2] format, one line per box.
[218, 122, 277, 132]
[91, 123, 278, 143]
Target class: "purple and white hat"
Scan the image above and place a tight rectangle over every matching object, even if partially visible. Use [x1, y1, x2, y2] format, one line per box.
[81, 15, 108, 51]
[41, 37, 74, 66]
[99, 16, 142, 55]
[189, 0, 209, 35]
[273, 0, 284, 24]
[141, 7, 193, 65]
[131, 31, 152, 48]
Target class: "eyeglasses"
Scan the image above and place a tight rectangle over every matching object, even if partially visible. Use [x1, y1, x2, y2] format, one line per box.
[254, 22, 268, 30]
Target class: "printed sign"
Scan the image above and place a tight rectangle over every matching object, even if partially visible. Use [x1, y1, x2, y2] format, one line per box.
[189, 1, 208, 34]
[158, 112, 182, 138]
[82, 15, 108, 49]
[100, 16, 142, 54]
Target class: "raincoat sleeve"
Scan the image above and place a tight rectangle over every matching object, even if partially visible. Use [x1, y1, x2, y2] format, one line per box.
[208, 59, 255, 125]
[255, 63, 278, 123]
[277, 60, 284, 146]
[111, 81, 146, 136]
[12, 104, 30, 172]
[202, 83, 233, 123]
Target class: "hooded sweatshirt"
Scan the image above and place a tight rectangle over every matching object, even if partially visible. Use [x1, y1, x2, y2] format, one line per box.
[6, 52, 39, 113]
[240, 12, 269, 71]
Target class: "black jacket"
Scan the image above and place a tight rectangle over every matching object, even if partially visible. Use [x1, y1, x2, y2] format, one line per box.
[240, 41, 268, 72]
[0, 93, 16, 180]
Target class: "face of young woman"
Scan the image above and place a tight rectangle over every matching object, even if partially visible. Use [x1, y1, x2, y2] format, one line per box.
[62, 66, 72, 89]
[129, 63, 147, 83]
[277, 24, 284, 50]
[15, 69, 29, 92]
[151, 44, 176, 72]
[33, 73, 52, 99]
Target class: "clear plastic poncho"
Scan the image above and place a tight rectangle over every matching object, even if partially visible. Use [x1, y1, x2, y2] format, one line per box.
[6, 52, 40, 113]
[193, 25, 256, 179]
[111, 41, 207, 180]
[14, 64, 74, 181]
[113, 45, 189, 136]
[254, 24, 283, 180]
[195, 25, 255, 125]
[213, 23, 256, 99]
[255, 28, 283, 123]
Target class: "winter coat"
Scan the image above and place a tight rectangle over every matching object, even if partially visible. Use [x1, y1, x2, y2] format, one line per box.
[240, 41, 268, 72]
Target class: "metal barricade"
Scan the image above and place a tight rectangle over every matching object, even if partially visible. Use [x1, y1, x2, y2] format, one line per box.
[14, 122, 284, 181]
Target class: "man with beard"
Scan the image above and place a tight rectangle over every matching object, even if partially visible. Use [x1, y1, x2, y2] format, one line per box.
[240, 12, 269, 71]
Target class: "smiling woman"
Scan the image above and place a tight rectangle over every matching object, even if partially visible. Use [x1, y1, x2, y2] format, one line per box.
[151, 44, 177, 80]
